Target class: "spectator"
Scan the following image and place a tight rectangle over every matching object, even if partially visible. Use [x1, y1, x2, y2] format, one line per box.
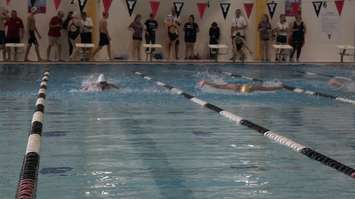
[165, 8, 181, 60]
[24, 7, 42, 62]
[92, 12, 112, 60]
[129, 14, 143, 60]
[46, 11, 64, 61]
[258, 14, 272, 62]
[0, 8, 9, 60]
[290, 13, 306, 62]
[274, 14, 289, 61]
[144, 13, 158, 54]
[184, 15, 199, 60]
[231, 9, 248, 61]
[63, 11, 74, 56]
[67, 12, 81, 57]
[232, 32, 252, 63]
[209, 22, 220, 59]
[5, 10, 24, 61]
[80, 12, 93, 44]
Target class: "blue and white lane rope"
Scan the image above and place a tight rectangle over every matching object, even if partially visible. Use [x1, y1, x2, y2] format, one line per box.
[16, 72, 49, 199]
[295, 70, 354, 81]
[134, 71, 355, 179]
[223, 72, 355, 105]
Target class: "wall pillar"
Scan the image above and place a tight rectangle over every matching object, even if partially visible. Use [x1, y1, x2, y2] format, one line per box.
[255, 0, 267, 60]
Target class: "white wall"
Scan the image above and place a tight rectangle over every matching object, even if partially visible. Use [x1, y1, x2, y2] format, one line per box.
[2, 0, 355, 62]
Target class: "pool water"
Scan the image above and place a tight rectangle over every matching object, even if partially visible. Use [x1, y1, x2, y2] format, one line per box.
[1, 63, 355, 199]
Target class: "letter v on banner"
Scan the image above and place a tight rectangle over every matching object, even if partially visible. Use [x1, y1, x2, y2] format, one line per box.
[220, 2, 231, 20]
[312, 1, 323, 17]
[126, 0, 137, 16]
[173, 1, 184, 18]
[78, 0, 88, 14]
[267, 1, 277, 19]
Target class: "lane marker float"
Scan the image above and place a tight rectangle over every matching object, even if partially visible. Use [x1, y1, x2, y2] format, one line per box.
[135, 71, 355, 179]
[16, 72, 50, 199]
[222, 71, 355, 105]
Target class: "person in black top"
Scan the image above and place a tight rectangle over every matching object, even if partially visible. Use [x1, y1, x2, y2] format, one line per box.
[144, 13, 158, 53]
[184, 15, 199, 59]
[290, 14, 306, 62]
[209, 22, 220, 59]
[63, 11, 73, 56]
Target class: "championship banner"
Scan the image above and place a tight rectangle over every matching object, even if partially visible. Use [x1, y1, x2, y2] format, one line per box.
[173, 1, 184, 18]
[267, 1, 277, 19]
[335, 0, 344, 16]
[197, 2, 208, 18]
[126, 0, 137, 16]
[103, 0, 113, 13]
[220, 2, 231, 20]
[243, 2, 254, 18]
[312, 1, 323, 17]
[150, 0, 160, 17]
[53, 0, 61, 10]
[78, 0, 88, 13]
[28, 0, 46, 13]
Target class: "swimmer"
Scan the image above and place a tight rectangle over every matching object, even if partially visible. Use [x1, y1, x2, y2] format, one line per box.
[328, 77, 355, 91]
[81, 74, 119, 91]
[199, 80, 283, 93]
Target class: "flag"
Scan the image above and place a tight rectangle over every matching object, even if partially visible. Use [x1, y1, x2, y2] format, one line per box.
[267, 1, 277, 19]
[150, 1, 160, 17]
[173, 2, 184, 18]
[220, 2, 231, 20]
[126, 0, 137, 16]
[197, 2, 208, 18]
[243, 2, 254, 18]
[312, 1, 323, 17]
[335, 0, 344, 16]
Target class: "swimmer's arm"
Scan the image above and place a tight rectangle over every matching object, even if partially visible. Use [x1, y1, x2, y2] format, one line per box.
[251, 85, 283, 92]
[109, 84, 120, 89]
[204, 81, 241, 91]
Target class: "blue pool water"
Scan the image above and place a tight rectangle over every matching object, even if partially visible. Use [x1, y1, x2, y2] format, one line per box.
[1, 63, 355, 198]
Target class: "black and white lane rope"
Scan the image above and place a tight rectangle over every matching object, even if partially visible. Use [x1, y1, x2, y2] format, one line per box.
[15, 72, 49, 199]
[135, 71, 355, 179]
[295, 70, 354, 81]
[223, 71, 355, 105]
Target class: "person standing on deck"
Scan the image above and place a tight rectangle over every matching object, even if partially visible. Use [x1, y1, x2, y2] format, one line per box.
[0, 8, 9, 60]
[24, 7, 42, 62]
[92, 12, 112, 60]
[5, 10, 24, 61]
[46, 11, 64, 61]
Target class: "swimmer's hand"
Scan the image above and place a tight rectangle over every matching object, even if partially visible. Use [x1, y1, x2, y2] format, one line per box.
[199, 80, 206, 88]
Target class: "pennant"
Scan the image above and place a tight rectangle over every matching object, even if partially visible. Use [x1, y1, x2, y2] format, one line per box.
[6, 0, 11, 5]
[31, 0, 36, 7]
[220, 2, 231, 20]
[103, 0, 113, 13]
[335, 0, 344, 16]
[126, 0, 137, 16]
[53, 0, 61, 10]
[78, 0, 88, 13]
[197, 2, 208, 18]
[267, 1, 277, 19]
[243, 2, 254, 18]
[150, 0, 160, 17]
[312, 1, 323, 17]
[292, 2, 301, 15]
[173, 2, 184, 18]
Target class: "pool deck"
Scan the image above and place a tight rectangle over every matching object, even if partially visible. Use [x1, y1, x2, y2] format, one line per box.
[0, 60, 354, 66]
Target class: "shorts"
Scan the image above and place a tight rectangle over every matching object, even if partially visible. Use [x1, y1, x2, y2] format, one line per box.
[99, 33, 110, 46]
[168, 32, 179, 45]
[236, 43, 243, 51]
[0, 31, 5, 45]
[49, 36, 60, 45]
[81, 32, 92, 44]
[68, 31, 80, 40]
[185, 36, 196, 43]
[276, 35, 288, 44]
[6, 37, 20, 44]
[28, 31, 38, 45]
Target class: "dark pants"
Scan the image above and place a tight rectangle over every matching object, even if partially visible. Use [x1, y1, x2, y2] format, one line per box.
[145, 32, 156, 52]
[290, 40, 304, 60]
[209, 39, 218, 59]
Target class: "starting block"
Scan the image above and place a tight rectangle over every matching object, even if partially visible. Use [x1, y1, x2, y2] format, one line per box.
[336, 45, 355, 63]
[143, 44, 162, 61]
[273, 44, 293, 62]
[208, 44, 228, 62]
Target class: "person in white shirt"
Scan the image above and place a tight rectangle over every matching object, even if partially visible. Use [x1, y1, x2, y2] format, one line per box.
[274, 14, 289, 61]
[231, 9, 248, 61]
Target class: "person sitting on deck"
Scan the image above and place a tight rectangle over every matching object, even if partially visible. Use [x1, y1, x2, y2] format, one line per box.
[81, 74, 119, 92]
[199, 80, 283, 93]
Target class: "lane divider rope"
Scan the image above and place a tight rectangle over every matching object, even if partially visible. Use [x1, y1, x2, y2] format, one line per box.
[295, 70, 354, 81]
[222, 71, 355, 105]
[15, 71, 50, 199]
[135, 71, 355, 179]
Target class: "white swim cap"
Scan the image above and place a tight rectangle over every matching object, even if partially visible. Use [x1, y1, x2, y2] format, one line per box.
[31, 7, 38, 13]
[97, 74, 106, 83]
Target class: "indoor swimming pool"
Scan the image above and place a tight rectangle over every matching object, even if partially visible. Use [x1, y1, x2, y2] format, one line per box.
[1, 63, 355, 198]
